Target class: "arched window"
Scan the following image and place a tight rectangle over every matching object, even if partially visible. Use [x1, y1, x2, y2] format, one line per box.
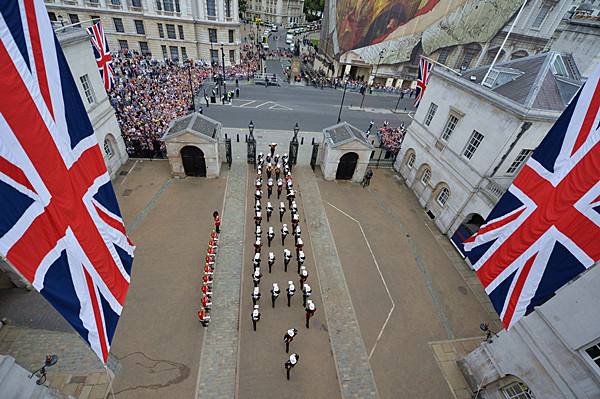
[511, 50, 529, 60]
[104, 137, 114, 158]
[421, 168, 431, 185]
[407, 153, 416, 168]
[437, 187, 450, 206]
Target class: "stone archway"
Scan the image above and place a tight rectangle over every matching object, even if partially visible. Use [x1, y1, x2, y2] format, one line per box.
[336, 152, 359, 180]
[451, 212, 485, 257]
[181, 146, 206, 177]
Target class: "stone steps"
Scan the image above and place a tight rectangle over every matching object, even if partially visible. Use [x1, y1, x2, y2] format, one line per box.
[0, 355, 72, 399]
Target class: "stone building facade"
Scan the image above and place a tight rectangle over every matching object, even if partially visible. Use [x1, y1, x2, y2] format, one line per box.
[45, 0, 241, 65]
[393, 52, 581, 257]
[245, 0, 305, 26]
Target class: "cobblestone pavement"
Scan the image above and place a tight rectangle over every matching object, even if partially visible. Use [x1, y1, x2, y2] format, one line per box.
[110, 161, 227, 398]
[237, 160, 340, 399]
[317, 168, 500, 399]
[195, 160, 247, 399]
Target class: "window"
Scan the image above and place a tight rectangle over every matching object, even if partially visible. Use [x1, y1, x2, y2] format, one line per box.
[110, 0, 121, 5]
[178, 25, 184, 39]
[506, 149, 533, 174]
[207, 0, 216, 16]
[441, 114, 459, 141]
[424, 103, 437, 126]
[48, 12, 57, 22]
[158, 23, 164, 38]
[166, 24, 176, 39]
[482, 68, 500, 87]
[421, 169, 431, 185]
[501, 381, 535, 399]
[436, 187, 449, 206]
[208, 28, 217, 43]
[463, 130, 484, 159]
[532, 2, 551, 29]
[118, 40, 129, 49]
[181, 47, 187, 60]
[132, 20, 144, 34]
[131, 0, 142, 6]
[113, 18, 124, 33]
[228, 29, 234, 43]
[139, 41, 150, 55]
[91, 15, 100, 23]
[79, 75, 95, 104]
[175, 0, 180, 12]
[169, 45, 179, 60]
[552, 55, 568, 77]
[407, 153, 415, 168]
[585, 343, 600, 369]
[210, 49, 219, 64]
[161, 45, 168, 59]
[68, 14, 79, 25]
[163, 0, 174, 11]
[229, 49, 235, 63]
[225, 0, 232, 17]
[104, 138, 114, 158]
[437, 48, 450, 64]
[155, 0, 162, 10]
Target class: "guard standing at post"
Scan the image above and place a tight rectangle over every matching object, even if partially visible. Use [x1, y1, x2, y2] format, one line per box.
[266, 202, 273, 222]
[284, 353, 299, 380]
[279, 202, 286, 222]
[281, 224, 289, 245]
[283, 249, 292, 272]
[270, 282, 280, 308]
[253, 268, 262, 287]
[267, 226, 275, 247]
[286, 281, 295, 307]
[305, 300, 316, 328]
[251, 305, 261, 331]
[302, 283, 312, 307]
[283, 328, 298, 353]
[252, 286, 261, 306]
[268, 252, 276, 273]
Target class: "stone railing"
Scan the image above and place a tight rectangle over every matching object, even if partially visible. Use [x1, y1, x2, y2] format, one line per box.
[482, 178, 505, 202]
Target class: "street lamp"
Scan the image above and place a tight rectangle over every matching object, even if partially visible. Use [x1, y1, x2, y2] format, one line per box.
[248, 120, 255, 139]
[248, 120, 256, 164]
[372, 48, 386, 87]
[221, 43, 227, 104]
[210, 41, 215, 82]
[293, 122, 299, 139]
[337, 76, 349, 123]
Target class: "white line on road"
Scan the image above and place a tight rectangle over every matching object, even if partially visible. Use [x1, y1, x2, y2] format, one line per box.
[237, 100, 256, 107]
[119, 159, 138, 186]
[325, 201, 395, 360]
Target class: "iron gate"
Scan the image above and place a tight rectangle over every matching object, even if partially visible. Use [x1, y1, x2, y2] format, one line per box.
[225, 138, 232, 166]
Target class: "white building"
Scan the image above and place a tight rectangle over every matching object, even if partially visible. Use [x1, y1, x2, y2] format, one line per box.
[459, 263, 600, 398]
[246, 0, 305, 26]
[45, 0, 241, 66]
[394, 52, 581, 255]
[59, 28, 129, 178]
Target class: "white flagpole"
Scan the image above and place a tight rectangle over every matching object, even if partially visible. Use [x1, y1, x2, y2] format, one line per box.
[481, 0, 529, 85]
[53, 18, 96, 33]
[420, 55, 461, 76]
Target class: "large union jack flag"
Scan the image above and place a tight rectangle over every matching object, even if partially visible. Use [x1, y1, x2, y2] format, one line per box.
[86, 21, 114, 92]
[0, 1, 134, 363]
[463, 64, 600, 330]
[414, 56, 433, 107]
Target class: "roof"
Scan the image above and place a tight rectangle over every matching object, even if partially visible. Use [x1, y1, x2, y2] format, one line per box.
[162, 113, 221, 142]
[323, 122, 374, 149]
[460, 52, 582, 112]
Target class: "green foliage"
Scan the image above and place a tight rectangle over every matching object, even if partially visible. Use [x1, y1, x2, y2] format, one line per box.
[239, 0, 247, 14]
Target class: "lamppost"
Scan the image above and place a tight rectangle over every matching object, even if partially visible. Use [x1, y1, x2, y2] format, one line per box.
[247, 120, 256, 164]
[186, 59, 196, 112]
[210, 41, 215, 83]
[289, 122, 299, 168]
[371, 48, 386, 88]
[221, 43, 227, 104]
[337, 76, 348, 123]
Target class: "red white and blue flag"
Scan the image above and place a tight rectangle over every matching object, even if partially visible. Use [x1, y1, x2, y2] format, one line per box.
[414, 56, 433, 107]
[463, 64, 600, 330]
[0, 1, 134, 363]
[86, 21, 114, 92]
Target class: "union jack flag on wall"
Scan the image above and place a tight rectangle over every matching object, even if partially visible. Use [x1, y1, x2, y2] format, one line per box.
[86, 21, 114, 92]
[414, 57, 433, 107]
[463, 64, 600, 330]
[0, 1, 134, 362]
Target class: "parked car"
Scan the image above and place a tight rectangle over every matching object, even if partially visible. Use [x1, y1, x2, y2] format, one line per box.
[271, 24, 278, 32]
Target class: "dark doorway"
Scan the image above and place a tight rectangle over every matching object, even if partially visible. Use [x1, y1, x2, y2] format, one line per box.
[450, 213, 485, 258]
[181, 146, 206, 177]
[336, 152, 358, 180]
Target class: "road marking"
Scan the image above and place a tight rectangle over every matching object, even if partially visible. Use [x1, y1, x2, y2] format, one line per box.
[325, 201, 395, 360]
[119, 159, 138, 186]
[254, 101, 271, 108]
[269, 103, 293, 111]
[237, 100, 256, 107]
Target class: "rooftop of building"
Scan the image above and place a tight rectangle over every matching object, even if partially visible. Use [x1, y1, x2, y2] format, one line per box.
[323, 122, 373, 149]
[162, 112, 221, 141]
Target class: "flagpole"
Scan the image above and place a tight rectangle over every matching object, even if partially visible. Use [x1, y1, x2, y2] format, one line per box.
[481, 0, 528, 85]
[53, 19, 96, 33]
[419, 55, 461, 76]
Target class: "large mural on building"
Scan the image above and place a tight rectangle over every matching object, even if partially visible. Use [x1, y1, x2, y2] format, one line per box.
[326, 0, 524, 65]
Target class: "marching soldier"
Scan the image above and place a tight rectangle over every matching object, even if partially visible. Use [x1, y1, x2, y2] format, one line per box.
[267, 226, 275, 247]
[255, 199, 261, 212]
[295, 237, 304, 259]
[282, 153, 289, 164]
[279, 202, 286, 222]
[254, 239, 262, 254]
[255, 225, 262, 241]
[266, 163, 273, 179]
[287, 189, 295, 207]
[201, 284, 212, 298]
[204, 263, 214, 276]
[269, 142, 277, 157]
[201, 294, 212, 310]
[202, 274, 213, 287]
[210, 230, 219, 243]
[281, 224, 289, 245]
[213, 211, 221, 234]
[283, 249, 292, 272]
[286, 281, 295, 307]
[253, 252, 261, 269]
[283, 328, 298, 353]
[198, 308, 210, 327]
[299, 266, 308, 288]
[293, 225, 301, 240]
[275, 163, 282, 180]
[266, 201, 273, 222]
[297, 250, 305, 273]
[270, 282, 280, 308]
[253, 268, 262, 287]
[284, 353, 299, 380]
[255, 188, 262, 201]
[254, 210, 262, 226]
[305, 300, 316, 328]
[302, 283, 312, 307]
[205, 254, 214, 268]
[277, 178, 283, 198]
[251, 286, 261, 306]
[251, 305, 261, 331]
[255, 176, 262, 189]
[274, 154, 280, 164]
[257, 152, 264, 166]
[268, 252, 276, 273]
[267, 177, 274, 198]
[291, 212, 300, 231]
